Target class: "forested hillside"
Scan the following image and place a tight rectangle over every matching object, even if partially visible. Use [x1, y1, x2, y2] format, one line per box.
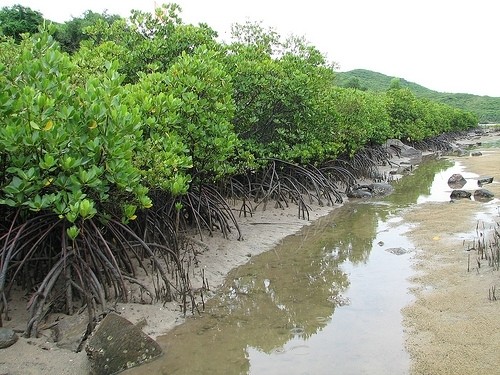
[335, 69, 500, 123]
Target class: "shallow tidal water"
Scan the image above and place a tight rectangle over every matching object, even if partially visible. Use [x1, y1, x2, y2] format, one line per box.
[126, 155, 491, 375]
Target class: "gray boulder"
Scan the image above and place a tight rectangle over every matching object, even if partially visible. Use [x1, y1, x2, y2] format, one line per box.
[0, 327, 18, 349]
[347, 188, 372, 199]
[450, 190, 471, 199]
[447, 174, 467, 188]
[384, 139, 422, 162]
[477, 176, 494, 186]
[449, 145, 469, 157]
[474, 189, 494, 201]
[53, 312, 89, 352]
[471, 151, 483, 157]
[347, 182, 394, 199]
[86, 313, 162, 375]
[395, 165, 412, 175]
[369, 182, 394, 196]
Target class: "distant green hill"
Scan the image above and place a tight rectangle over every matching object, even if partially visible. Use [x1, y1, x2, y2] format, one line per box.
[335, 69, 500, 123]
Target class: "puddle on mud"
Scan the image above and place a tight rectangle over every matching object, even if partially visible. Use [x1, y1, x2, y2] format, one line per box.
[125, 155, 493, 375]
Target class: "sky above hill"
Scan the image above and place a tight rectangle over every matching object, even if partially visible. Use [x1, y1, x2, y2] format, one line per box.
[2, 0, 498, 97]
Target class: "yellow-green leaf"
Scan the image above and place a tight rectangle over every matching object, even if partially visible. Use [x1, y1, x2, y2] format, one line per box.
[43, 120, 54, 131]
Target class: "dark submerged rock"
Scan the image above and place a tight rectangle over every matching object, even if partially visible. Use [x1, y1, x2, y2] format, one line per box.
[477, 176, 494, 186]
[474, 189, 494, 201]
[450, 190, 471, 199]
[449, 145, 469, 157]
[395, 165, 412, 175]
[385, 247, 412, 255]
[471, 151, 483, 157]
[369, 182, 394, 196]
[0, 327, 18, 349]
[86, 313, 162, 375]
[447, 174, 467, 188]
[347, 188, 372, 199]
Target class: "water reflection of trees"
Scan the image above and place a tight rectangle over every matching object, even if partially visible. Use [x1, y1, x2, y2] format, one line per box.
[131, 219, 352, 374]
[127, 158, 453, 375]
[387, 158, 453, 209]
[325, 204, 380, 264]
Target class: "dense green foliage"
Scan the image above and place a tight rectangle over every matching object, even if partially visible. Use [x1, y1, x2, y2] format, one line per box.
[0, 33, 151, 226]
[0, 4, 43, 42]
[53, 10, 121, 54]
[0, 3, 479, 334]
[336, 69, 500, 123]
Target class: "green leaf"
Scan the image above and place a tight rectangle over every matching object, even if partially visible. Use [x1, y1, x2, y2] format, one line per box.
[67, 225, 80, 240]
[78, 199, 97, 219]
[39, 154, 56, 170]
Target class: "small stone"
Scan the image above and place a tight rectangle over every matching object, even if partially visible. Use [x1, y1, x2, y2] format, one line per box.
[347, 189, 372, 199]
[474, 189, 494, 201]
[471, 151, 483, 156]
[385, 247, 411, 255]
[477, 176, 493, 186]
[447, 174, 466, 188]
[396, 165, 412, 174]
[450, 190, 471, 199]
[0, 328, 18, 349]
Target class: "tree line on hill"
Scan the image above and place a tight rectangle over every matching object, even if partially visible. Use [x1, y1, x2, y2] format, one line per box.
[335, 69, 500, 123]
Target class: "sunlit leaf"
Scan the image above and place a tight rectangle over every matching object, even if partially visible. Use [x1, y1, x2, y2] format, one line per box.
[42, 120, 53, 131]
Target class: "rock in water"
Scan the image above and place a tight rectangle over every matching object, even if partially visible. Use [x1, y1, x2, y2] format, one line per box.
[369, 183, 394, 196]
[86, 313, 162, 375]
[0, 327, 18, 349]
[347, 188, 372, 199]
[450, 190, 471, 199]
[447, 173, 467, 188]
[477, 176, 494, 186]
[385, 247, 411, 255]
[474, 189, 494, 201]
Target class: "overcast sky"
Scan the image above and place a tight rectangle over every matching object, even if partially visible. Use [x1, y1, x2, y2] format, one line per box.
[2, 0, 498, 97]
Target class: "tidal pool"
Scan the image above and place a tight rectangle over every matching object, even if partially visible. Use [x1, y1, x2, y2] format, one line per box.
[125, 157, 469, 375]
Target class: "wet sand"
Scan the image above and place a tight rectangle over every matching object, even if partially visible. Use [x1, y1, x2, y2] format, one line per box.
[402, 143, 500, 374]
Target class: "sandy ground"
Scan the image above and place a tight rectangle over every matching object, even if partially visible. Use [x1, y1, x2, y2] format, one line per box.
[1, 131, 499, 374]
[402, 139, 500, 375]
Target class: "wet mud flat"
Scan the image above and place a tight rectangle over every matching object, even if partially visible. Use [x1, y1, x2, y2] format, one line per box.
[402, 141, 500, 375]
